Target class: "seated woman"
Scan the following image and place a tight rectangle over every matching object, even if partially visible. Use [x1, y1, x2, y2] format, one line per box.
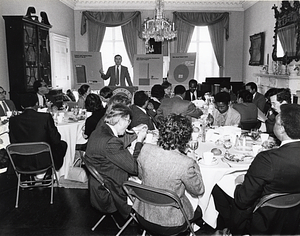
[83, 94, 105, 139]
[133, 114, 205, 235]
[161, 80, 172, 98]
[211, 92, 241, 127]
[77, 84, 91, 109]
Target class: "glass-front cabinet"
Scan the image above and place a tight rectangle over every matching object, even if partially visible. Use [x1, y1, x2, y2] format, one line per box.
[3, 16, 52, 109]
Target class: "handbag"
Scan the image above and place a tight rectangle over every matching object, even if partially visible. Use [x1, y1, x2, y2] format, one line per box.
[67, 157, 88, 183]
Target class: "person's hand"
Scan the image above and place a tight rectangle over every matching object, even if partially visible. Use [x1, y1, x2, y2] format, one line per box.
[132, 124, 148, 142]
[99, 68, 104, 75]
[235, 174, 245, 185]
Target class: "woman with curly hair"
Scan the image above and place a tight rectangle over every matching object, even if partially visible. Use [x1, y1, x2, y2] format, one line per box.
[133, 114, 205, 235]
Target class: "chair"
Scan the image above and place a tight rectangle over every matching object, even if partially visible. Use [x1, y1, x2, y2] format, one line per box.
[121, 180, 196, 236]
[239, 120, 261, 131]
[253, 193, 300, 213]
[81, 155, 133, 232]
[6, 142, 59, 208]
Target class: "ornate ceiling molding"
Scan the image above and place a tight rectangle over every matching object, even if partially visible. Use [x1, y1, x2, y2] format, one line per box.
[60, 0, 258, 11]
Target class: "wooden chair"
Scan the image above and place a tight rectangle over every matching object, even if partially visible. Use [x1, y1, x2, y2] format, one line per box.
[6, 142, 59, 208]
[81, 155, 133, 232]
[121, 180, 196, 236]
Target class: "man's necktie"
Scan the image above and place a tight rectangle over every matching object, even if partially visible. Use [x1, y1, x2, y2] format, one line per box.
[2, 101, 9, 112]
[43, 96, 47, 106]
[192, 92, 196, 101]
[116, 66, 120, 85]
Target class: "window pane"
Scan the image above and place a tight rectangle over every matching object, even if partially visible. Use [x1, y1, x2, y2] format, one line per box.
[188, 26, 219, 83]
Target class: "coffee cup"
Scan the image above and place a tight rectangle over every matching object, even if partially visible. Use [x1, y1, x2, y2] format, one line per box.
[203, 151, 214, 164]
[57, 115, 63, 124]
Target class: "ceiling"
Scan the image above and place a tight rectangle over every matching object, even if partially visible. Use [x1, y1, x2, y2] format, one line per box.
[60, 0, 259, 11]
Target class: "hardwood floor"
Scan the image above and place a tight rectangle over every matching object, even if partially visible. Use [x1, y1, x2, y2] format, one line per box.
[0, 172, 216, 236]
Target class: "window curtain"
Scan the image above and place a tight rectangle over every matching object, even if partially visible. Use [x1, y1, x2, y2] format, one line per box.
[173, 12, 229, 74]
[81, 11, 141, 66]
[278, 24, 297, 57]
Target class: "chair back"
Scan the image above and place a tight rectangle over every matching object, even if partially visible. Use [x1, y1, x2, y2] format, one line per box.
[81, 155, 110, 193]
[6, 142, 55, 175]
[123, 181, 195, 235]
[253, 193, 300, 213]
[239, 120, 261, 131]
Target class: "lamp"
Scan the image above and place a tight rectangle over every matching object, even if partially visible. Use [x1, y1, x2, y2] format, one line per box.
[142, 0, 177, 53]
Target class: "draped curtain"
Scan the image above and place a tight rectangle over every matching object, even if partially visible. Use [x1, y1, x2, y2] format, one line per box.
[81, 11, 141, 66]
[173, 12, 229, 75]
[278, 24, 297, 57]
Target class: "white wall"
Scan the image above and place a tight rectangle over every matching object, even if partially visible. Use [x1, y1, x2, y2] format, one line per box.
[243, 1, 280, 83]
[0, 0, 75, 92]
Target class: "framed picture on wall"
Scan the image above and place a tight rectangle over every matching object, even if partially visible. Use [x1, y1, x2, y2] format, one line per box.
[249, 32, 264, 66]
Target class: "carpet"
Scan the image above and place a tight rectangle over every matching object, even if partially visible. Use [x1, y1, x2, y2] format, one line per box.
[58, 176, 88, 189]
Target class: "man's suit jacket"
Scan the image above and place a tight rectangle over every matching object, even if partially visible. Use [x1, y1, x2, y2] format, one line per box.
[252, 92, 266, 113]
[133, 144, 204, 227]
[234, 141, 300, 234]
[85, 123, 143, 218]
[184, 90, 204, 101]
[156, 95, 203, 121]
[0, 99, 16, 116]
[129, 104, 155, 130]
[101, 65, 133, 86]
[8, 109, 67, 170]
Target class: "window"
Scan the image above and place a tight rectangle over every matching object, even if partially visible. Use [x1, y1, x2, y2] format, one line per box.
[100, 26, 133, 86]
[188, 26, 219, 83]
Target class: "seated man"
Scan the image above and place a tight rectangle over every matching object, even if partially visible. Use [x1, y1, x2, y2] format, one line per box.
[85, 104, 147, 220]
[245, 82, 266, 113]
[9, 94, 67, 180]
[129, 90, 155, 130]
[220, 81, 237, 104]
[184, 79, 204, 101]
[211, 92, 240, 127]
[33, 80, 52, 108]
[213, 104, 300, 235]
[156, 85, 203, 122]
[233, 89, 258, 123]
[0, 86, 16, 116]
[270, 88, 291, 113]
[133, 114, 204, 235]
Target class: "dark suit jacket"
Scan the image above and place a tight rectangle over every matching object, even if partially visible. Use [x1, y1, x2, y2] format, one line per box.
[233, 141, 300, 234]
[101, 65, 133, 86]
[85, 123, 143, 218]
[252, 92, 266, 113]
[8, 109, 67, 170]
[0, 99, 16, 116]
[184, 90, 204, 101]
[156, 95, 203, 121]
[129, 105, 155, 131]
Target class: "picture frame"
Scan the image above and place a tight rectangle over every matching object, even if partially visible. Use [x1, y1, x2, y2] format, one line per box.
[249, 32, 265, 66]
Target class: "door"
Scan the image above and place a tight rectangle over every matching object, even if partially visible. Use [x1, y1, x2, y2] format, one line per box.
[50, 33, 71, 92]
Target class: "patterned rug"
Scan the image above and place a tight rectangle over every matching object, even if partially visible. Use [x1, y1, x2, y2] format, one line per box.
[58, 176, 88, 189]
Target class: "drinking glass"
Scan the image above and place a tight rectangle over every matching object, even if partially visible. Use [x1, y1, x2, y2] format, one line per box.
[223, 135, 232, 157]
[189, 140, 199, 158]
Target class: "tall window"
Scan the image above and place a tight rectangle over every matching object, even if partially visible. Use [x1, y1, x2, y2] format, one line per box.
[100, 26, 133, 86]
[188, 26, 219, 83]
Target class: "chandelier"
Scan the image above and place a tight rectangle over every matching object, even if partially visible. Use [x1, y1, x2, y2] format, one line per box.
[142, 0, 177, 53]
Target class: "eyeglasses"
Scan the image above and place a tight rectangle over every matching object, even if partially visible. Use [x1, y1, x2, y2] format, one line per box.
[123, 117, 131, 124]
[0, 91, 6, 95]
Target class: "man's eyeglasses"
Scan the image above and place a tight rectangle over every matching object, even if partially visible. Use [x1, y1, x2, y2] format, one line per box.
[0, 91, 6, 95]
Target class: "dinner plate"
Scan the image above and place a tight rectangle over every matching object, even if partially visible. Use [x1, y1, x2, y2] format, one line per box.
[199, 158, 218, 166]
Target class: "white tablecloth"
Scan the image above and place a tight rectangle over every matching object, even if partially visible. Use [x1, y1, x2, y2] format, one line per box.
[56, 120, 86, 179]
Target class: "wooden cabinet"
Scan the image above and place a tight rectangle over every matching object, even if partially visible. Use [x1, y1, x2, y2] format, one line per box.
[3, 15, 52, 109]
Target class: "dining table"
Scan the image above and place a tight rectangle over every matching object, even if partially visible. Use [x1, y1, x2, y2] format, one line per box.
[186, 125, 269, 229]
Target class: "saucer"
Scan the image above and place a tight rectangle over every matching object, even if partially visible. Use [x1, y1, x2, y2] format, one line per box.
[199, 158, 218, 166]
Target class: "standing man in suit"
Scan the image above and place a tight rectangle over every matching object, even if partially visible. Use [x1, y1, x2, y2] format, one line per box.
[245, 82, 266, 112]
[9, 95, 67, 180]
[85, 104, 147, 221]
[213, 104, 300, 235]
[184, 79, 204, 101]
[0, 86, 16, 116]
[33, 80, 52, 108]
[99, 54, 133, 87]
[156, 85, 203, 123]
